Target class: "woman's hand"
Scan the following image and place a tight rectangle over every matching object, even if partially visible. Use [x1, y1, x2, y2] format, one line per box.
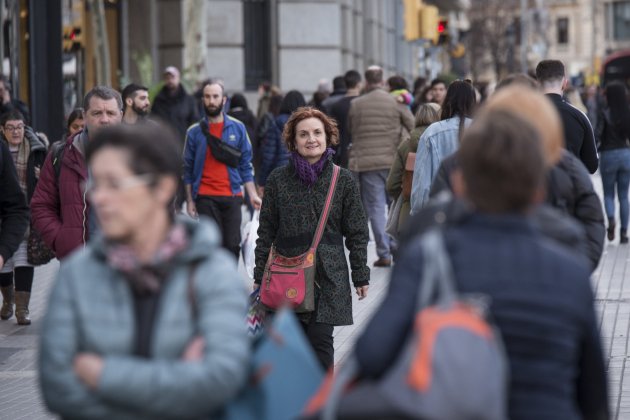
[355, 285, 369, 300]
[182, 336, 205, 362]
[73, 353, 104, 390]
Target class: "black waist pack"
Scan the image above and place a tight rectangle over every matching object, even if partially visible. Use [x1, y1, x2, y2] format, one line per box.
[200, 121, 242, 168]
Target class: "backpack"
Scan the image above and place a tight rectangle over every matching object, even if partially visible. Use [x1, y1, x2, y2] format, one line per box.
[304, 229, 509, 420]
[401, 151, 416, 199]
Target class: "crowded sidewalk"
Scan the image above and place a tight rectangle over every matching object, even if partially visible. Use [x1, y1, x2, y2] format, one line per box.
[0, 173, 628, 419]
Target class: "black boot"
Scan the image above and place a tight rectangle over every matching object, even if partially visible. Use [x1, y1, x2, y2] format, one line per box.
[0, 286, 13, 320]
[621, 229, 628, 245]
[608, 219, 616, 241]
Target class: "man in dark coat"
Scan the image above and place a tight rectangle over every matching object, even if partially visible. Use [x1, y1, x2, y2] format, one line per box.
[0, 139, 29, 269]
[151, 66, 199, 143]
[329, 70, 361, 168]
[536, 60, 599, 174]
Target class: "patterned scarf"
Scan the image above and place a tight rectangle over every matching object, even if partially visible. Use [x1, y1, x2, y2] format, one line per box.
[290, 148, 335, 187]
[104, 223, 189, 295]
[5, 138, 29, 194]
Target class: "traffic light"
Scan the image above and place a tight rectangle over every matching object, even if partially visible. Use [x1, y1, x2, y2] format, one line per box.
[437, 18, 449, 45]
[63, 23, 84, 53]
[419, 5, 439, 44]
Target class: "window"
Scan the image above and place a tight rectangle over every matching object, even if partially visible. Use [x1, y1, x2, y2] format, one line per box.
[557, 17, 569, 45]
[244, 0, 271, 90]
[612, 1, 630, 41]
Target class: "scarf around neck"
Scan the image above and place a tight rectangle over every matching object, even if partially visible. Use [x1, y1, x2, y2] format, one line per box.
[290, 148, 335, 187]
[105, 223, 189, 295]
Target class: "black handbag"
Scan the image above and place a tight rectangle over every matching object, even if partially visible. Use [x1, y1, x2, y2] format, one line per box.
[199, 121, 242, 168]
[27, 227, 55, 265]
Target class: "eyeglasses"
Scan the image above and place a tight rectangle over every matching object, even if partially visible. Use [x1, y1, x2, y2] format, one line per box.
[4, 124, 24, 132]
[82, 174, 154, 199]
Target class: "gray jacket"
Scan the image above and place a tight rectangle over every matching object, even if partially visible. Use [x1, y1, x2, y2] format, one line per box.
[39, 218, 250, 420]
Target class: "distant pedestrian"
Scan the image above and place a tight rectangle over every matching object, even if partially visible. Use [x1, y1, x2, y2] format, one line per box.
[596, 82, 630, 244]
[183, 79, 261, 259]
[151, 66, 199, 142]
[66, 108, 85, 138]
[409, 80, 475, 215]
[386, 103, 440, 237]
[121, 83, 151, 125]
[0, 75, 30, 125]
[0, 110, 40, 325]
[254, 93, 283, 173]
[31, 86, 123, 259]
[536, 60, 599, 174]
[348, 65, 414, 267]
[254, 107, 369, 370]
[321, 75, 347, 113]
[257, 90, 306, 195]
[39, 123, 250, 419]
[355, 109, 609, 420]
[329, 70, 362, 168]
[387, 75, 413, 109]
[309, 79, 331, 113]
[228, 93, 257, 147]
[429, 78, 447, 106]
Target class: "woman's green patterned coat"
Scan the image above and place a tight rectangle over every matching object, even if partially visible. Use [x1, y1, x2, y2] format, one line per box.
[254, 159, 370, 326]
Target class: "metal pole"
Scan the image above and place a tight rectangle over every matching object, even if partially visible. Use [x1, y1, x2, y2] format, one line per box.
[520, 0, 527, 73]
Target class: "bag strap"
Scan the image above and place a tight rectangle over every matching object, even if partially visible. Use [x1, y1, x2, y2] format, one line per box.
[309, 164, 341, 250]
[199, 119, 223, 144]
[417, 228, 457, 310]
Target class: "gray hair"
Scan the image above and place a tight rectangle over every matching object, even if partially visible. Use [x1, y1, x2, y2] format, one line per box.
[83, 86, 123, 111]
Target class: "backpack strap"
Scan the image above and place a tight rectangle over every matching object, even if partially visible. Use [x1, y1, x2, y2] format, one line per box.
[309, 164, 341, 250]
[50, 142, 66, 182]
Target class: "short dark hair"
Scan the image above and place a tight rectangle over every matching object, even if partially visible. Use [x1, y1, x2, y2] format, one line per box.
[1, 109, 25, 126]
[344, 70, 361, 89]
[430, 78, 447, 89]
[332, 76, 346, 91]
[201, 78, 225, 95]
[121, 83, 148, 109]
[535, 60, 565, 84]
[85, 123, 182, 197]
[283, 107, 339, 152]
[83, 86, 123, 112]
[365, 66, 383, 85]
[279, 90, 306, 115]
[459, 110, 545, 213]
[387, 75, 408, 91]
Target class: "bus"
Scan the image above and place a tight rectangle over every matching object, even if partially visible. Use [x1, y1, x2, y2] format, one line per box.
[602, 50, 630, 88]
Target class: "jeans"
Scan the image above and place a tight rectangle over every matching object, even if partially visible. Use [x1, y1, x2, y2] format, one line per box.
[600, 148, 630, 229]
[359, 170, 391, 259]
[195, 195, 243, 259]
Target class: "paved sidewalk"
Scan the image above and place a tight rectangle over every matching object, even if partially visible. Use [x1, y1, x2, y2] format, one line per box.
[2, 178, 630, 418]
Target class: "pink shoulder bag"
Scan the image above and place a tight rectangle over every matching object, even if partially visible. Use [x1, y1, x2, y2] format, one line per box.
[260, 164, 341, 313]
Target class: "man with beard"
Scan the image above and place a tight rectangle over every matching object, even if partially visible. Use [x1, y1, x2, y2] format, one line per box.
[151, 66, 199, 141]
[183, 80, 261, 259]
[121, 83, 151, 125]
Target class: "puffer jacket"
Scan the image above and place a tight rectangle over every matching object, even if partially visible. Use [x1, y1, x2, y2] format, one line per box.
[257, 113, 290, 187]
[347, 88, 414, 172]
[39, 218, 250, 420]
[30, 130, 89, 259]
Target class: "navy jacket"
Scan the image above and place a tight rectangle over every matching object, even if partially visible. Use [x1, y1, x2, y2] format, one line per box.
[356, 213, 609, 420]
[257, 113, 290, 186]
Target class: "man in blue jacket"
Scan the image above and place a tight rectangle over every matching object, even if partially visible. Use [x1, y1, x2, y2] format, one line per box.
[183, 79, 261, 258]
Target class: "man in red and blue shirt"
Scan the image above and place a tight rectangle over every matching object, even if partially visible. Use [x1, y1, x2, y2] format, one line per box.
[183, 80, 261, 258]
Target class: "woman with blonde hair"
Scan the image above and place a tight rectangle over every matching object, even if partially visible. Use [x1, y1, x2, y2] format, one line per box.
[386, 102, 441, 237]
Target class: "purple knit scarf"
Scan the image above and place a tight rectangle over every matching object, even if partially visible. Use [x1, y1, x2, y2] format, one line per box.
[290, 148, 335, 187]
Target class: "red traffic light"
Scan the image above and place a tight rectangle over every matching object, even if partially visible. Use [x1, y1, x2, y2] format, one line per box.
[438, 20, 447, 33]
